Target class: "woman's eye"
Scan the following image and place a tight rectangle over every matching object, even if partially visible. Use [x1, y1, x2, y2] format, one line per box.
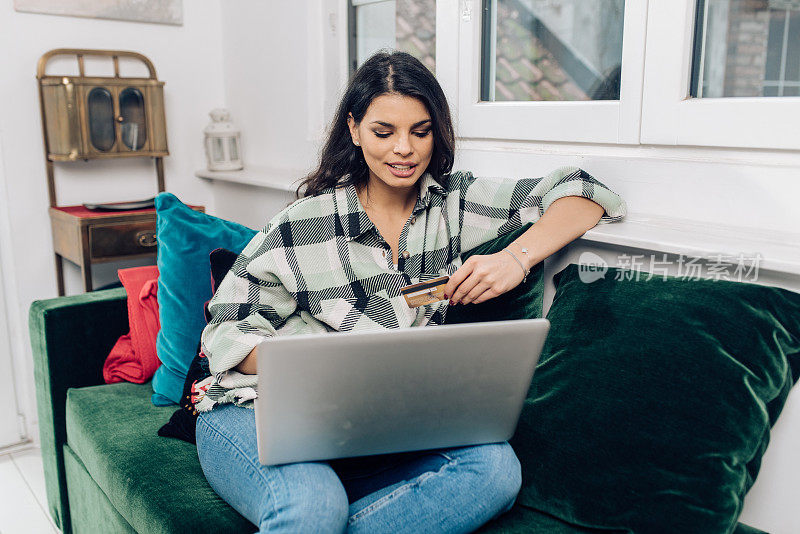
[373, 130, 431, 139]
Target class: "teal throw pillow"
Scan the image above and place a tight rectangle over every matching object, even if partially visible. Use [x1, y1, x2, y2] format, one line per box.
[445, 223, 544, 325]
[511, 264, 800, 533]
[152, 193, 257, 406]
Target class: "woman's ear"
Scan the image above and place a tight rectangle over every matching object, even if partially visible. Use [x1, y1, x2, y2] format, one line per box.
[347, 113, 360, 147]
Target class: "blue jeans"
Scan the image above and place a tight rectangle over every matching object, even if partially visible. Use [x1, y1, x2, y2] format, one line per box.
[196, 403, 521, 533]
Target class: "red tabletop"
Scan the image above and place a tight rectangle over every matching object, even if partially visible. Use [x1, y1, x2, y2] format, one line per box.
[51, 203, 202, 219]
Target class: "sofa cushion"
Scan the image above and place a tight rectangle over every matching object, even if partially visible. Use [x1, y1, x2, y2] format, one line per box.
[64, 380, 613, 534]
[510, 264, 800, 533]
[153, 192, 257, 407]
[65, 381, 253, 533]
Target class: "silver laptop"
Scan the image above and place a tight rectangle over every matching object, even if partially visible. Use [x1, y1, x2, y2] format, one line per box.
[254, 318, 550, 466]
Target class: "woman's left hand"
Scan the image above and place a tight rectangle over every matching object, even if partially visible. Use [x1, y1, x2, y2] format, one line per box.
[444, 252, 526, 306]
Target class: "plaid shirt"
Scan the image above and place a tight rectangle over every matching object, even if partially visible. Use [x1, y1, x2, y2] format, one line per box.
[195, 166, 626, 412]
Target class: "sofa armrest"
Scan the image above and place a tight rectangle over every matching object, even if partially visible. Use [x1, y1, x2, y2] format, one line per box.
[28, 287, 128, 533]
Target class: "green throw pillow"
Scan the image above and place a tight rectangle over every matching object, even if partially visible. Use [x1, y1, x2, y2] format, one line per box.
[445, 223, 544, 325]
[511, 264, 800, 533]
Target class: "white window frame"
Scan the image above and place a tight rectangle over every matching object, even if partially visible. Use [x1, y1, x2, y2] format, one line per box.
[450, 0, 649, 144]
[640, 0, 800, 150]
[338, 0, 800, 150]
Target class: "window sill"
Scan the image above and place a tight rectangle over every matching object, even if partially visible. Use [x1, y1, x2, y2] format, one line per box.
[581, 213, 800, 276]
[195, 166, 304, 193]
[191, 169, 800, 277]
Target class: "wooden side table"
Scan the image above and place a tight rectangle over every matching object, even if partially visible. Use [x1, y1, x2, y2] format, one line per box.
[50, 204, 204, 296]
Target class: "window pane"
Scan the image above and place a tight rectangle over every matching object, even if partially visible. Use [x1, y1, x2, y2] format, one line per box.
[481, 0, 624, 102]
[691, 0, 800, 98]
[350, 0, 435, 74]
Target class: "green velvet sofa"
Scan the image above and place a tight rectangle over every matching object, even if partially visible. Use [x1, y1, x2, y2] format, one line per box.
[31, 270, 793, 533]
[30, 286, 609, 534]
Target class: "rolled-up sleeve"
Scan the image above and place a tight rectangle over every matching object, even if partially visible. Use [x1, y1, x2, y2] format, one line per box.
[539, 166, 626, 222]
[455, 166, 626, 251]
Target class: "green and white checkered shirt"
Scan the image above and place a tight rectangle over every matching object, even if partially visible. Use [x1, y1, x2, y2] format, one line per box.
[195, 166, 626, 412]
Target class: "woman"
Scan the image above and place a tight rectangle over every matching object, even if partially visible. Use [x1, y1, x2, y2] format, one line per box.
[195, 50, 625, 533]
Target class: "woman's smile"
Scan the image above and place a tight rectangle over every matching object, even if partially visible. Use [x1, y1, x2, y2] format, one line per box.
[386, 162, 417, 177]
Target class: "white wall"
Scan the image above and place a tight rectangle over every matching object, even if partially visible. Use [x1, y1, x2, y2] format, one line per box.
[207, 0, 350, 230]
[0, 132, 24, 449]
[0, 0, 226, 446]
[220, 2, 319, 177]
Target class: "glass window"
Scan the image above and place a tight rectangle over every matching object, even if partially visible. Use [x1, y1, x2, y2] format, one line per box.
[691, 0, 800, 98]
[349, 0, 435, 74]
[480, 0, 625, 102]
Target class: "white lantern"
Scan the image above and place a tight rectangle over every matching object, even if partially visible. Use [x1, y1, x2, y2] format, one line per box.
[203, 108, 243, 171]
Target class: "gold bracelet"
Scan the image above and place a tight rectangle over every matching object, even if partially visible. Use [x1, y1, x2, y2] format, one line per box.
[503, 248, 530, 283]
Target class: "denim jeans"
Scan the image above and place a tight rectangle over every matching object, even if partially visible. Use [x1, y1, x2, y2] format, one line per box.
[196, 403, 522, 533]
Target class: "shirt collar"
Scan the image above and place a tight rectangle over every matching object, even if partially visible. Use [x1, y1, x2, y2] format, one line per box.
[415, 172, 447, 212]
[335, 172, 447, 242]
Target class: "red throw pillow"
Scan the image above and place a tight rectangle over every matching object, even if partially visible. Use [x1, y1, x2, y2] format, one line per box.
[103, 265, 161, 383]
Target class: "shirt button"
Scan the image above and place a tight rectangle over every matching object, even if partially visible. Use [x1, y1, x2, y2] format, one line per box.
[402, 251, 410, 259]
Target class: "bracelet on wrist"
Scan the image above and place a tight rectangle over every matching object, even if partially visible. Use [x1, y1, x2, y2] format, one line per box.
[503, 248, 530, 283]
[518, 246, 531, 265]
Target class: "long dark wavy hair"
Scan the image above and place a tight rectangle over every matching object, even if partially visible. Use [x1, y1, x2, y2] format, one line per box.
[296, 50, 455, 199]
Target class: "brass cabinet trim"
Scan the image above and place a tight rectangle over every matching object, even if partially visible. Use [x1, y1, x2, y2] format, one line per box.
[37, 49, 158, 80]
[40, 78, 165, 87]
[47, 151, 169, 162]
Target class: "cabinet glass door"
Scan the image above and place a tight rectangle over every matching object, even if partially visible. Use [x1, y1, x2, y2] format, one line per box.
[119, 87, 148, 151]
[87, 87, 116, 152]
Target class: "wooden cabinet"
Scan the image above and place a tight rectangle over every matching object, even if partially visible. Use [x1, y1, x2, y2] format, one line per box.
[37, 49, 188, 295]
[38, 49, 168, 164]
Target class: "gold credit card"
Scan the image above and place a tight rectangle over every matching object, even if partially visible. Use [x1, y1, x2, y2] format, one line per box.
[400, 276, 449, 308]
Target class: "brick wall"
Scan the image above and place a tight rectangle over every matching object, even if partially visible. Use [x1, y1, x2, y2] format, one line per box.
[396, 0, 436, 73]
[723, 0, 771, 97]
